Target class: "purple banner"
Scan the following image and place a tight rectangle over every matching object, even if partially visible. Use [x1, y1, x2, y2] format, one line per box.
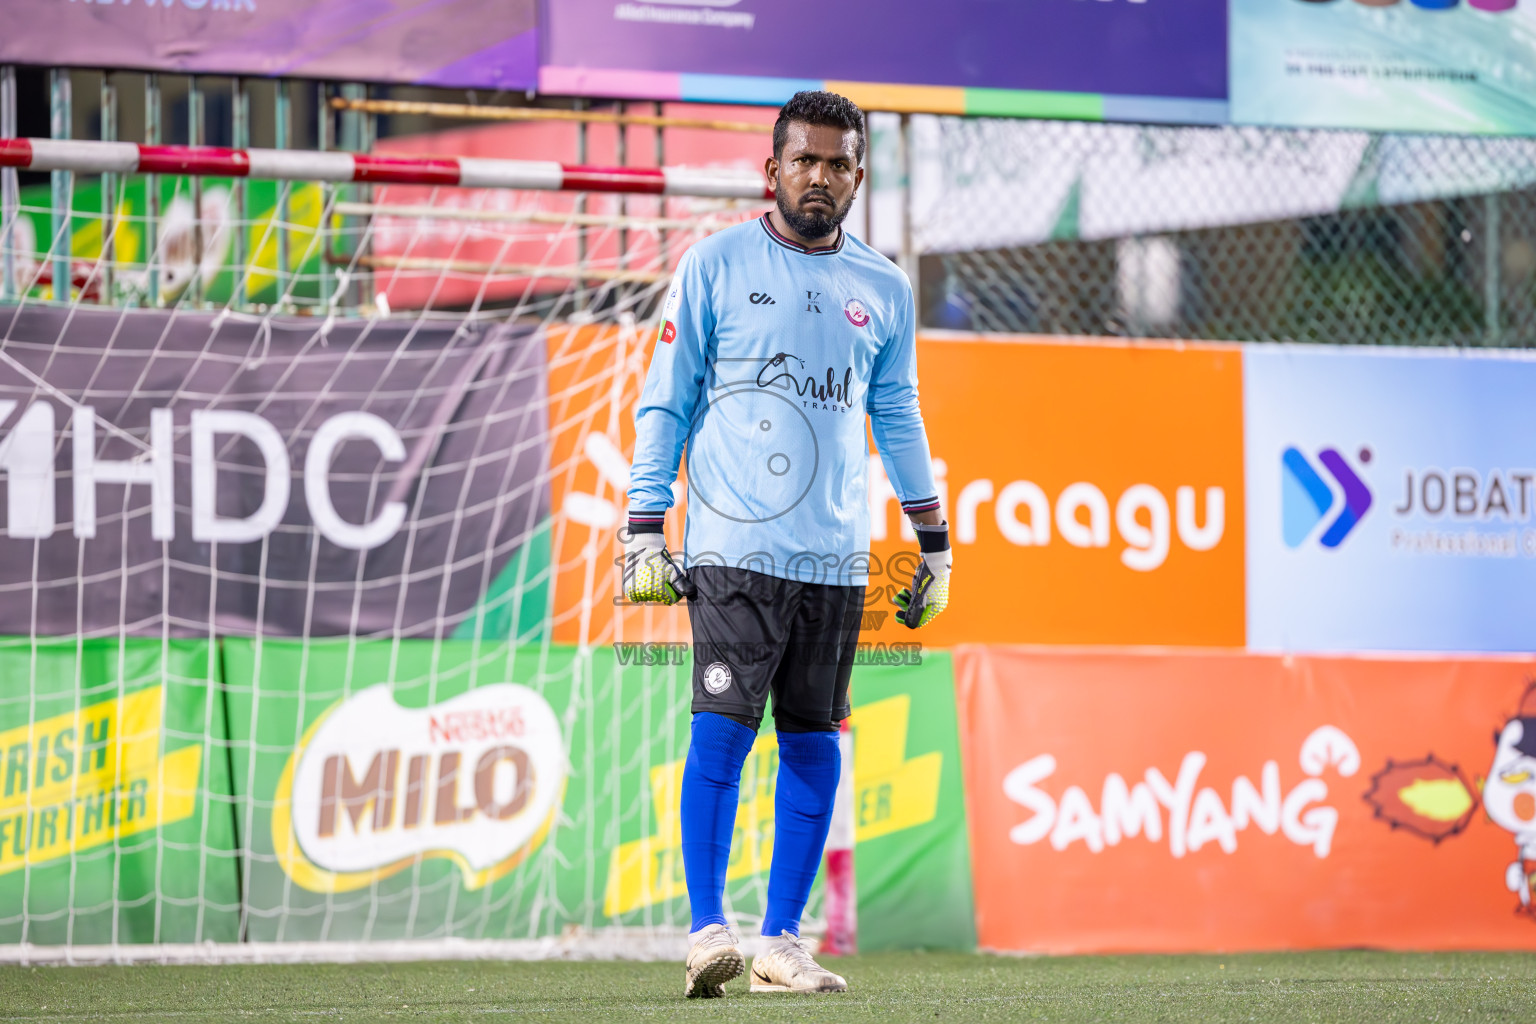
[541, 0, 1226, 101]
[0, 0, 536, 90]
[0, 304, 548, 639]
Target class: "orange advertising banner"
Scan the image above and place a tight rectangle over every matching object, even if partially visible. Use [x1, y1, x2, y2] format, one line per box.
[955, 646, 1536, 953]
[546, 322, 691, 647]
[869, 335, 1245, 648]
[549, 331, 1246, 649]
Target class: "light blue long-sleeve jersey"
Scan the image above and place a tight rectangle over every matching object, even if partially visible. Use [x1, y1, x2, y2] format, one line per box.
[627, 214, 939, 586]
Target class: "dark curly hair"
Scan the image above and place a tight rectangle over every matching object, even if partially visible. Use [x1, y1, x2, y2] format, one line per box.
[772, 90, 867, 165]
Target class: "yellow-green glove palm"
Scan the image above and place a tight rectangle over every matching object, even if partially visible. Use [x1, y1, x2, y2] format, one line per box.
[623, 531, 694, 605]
[894, 548, 951, 629]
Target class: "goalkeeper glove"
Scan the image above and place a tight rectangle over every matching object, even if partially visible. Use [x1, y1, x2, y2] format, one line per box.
[622, 521, 695, 605]
[894, 522, 951, 629]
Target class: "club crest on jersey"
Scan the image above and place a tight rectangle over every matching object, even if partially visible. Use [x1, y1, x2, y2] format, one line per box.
[843, 299, 870, 328]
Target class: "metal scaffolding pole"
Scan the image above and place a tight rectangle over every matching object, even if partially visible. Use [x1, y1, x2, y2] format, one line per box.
[575, 98, 588, 314]
[317, 81, 333, 311]
[1, 65, 17, 302]
[100, 72, 117, 304]
[189, 77, 205, 306]
[1486, 192, 1502, 346]
[49, 69, 71, 304]
[144, 73, 160, 306]
[232, 77, 249, 309]
[274, 79, 290, 311]
[338, 81, 366, 310]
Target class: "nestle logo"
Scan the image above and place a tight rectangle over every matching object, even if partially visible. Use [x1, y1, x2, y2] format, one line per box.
[1282, 446, 1373, 549]
[427, 708, 526, 744]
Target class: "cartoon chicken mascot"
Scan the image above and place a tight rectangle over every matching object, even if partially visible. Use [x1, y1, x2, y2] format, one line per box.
[1484, 683, 1536, 914]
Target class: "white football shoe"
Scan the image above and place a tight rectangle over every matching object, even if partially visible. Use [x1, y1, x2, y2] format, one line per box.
[748, 932, 848, 993]
[684, 923, 745, 999]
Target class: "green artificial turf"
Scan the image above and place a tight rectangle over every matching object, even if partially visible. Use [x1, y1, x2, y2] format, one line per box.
[2, 951, 1534, 1022]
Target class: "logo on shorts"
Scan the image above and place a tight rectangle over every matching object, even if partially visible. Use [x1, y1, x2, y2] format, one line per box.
[703, 662, 733, 694]
[843, 298, 870, 327]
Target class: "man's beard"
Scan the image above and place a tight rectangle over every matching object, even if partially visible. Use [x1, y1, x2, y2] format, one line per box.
[776, 182, 853, 241]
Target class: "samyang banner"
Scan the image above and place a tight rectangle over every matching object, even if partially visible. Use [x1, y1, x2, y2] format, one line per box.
[0, 304, 548, 639]
[0, 0, 536, 90]
[956, 646, 1536, 953]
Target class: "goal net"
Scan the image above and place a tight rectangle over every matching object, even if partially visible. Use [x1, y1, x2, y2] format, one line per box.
[0, 127, 792, 960]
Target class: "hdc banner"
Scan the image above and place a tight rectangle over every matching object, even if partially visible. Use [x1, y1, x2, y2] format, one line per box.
[0, 305, 548, 640]
[956, 646, 1536, 953]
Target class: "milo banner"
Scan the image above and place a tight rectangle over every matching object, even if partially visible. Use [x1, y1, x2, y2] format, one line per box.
[956, 646, 1536, 953]
[0, 638, 239, 945]
[223, 639, 972, 944]
[0, 304, 548, 639]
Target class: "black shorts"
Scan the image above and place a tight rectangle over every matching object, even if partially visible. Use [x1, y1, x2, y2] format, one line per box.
[687, 565, 866, 732]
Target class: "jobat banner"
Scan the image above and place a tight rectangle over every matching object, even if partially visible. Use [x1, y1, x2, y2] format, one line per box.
[0, 0, 537, 90]
[956, 646, 1536, 954]
[0, 304, 547, 639]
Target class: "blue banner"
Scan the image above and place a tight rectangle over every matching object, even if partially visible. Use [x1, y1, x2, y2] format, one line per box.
[1231, 0, 1536, 135]
[1246, 345, 1536, 653]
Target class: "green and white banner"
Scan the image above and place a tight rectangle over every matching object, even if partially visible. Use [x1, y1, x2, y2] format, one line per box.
[0, 637, 976, 947]
[0, 638, 240, 945]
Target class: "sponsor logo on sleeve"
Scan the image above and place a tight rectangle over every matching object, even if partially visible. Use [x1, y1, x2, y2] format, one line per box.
[659, 276, 683, 343]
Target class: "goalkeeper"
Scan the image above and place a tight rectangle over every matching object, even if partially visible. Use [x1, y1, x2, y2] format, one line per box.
[624, 90, 950, 999]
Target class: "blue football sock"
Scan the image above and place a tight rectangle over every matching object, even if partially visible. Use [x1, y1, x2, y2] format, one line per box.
[762, 729, 841, 938]
[681, 712, 757, 933]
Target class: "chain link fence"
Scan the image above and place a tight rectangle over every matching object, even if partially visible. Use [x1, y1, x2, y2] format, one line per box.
[901, 117, 1536, 348]
[10, 73, 1536, 349]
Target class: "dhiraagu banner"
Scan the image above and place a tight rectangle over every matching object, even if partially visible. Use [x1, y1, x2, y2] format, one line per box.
[0, 638, 239, 945]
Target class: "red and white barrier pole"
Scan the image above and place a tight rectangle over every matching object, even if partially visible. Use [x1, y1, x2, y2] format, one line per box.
[0, 138, 774, 200]
[822, 716, 857, 956]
